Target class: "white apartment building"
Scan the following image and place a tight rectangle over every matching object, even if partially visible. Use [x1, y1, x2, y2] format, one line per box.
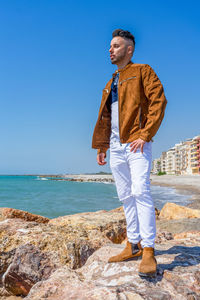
[160, 151, 166, 173]
[174, 142, 189, 174]
[152, 158, 161, 174]
[153, 135, 200, 175]
[174, 143, 182, 174]
[165, 148, 176, 174]
[189, 136, 200, 174]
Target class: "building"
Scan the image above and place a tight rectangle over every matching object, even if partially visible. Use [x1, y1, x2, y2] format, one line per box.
[198, 137, 200, 174]
[174, 143, 182, 174]
[190, 136, 200, 174]
[153, 134, 200, 175]
[166, 148, 176, 174]
[174, 141, 190, 175]
[152, 158, 161, 174]
[185, 139, 193, 175]
[160, 151, 167, 173]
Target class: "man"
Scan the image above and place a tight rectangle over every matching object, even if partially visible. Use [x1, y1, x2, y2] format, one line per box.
[92, 29, 167, 277]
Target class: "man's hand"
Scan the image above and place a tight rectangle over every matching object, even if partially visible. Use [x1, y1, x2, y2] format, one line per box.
[130, 138, 146, 153]
[97, 153, 107, 165]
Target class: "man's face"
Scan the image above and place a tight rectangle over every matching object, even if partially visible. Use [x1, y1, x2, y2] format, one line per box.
[109, 36, 128, 65]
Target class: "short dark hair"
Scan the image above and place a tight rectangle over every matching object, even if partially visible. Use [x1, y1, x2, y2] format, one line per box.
[112, 29, 135, 47]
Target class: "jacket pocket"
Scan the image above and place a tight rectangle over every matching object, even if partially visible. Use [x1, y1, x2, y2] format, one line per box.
[119, 76, 136, 85]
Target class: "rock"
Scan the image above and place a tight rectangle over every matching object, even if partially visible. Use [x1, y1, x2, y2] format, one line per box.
[0, 249, 16, 276]
[25, 231, 200, 299]
[174, 231, 200, 241]
[25, 266, 126, 300]
[155, 231, 173, 244]
[156, 218, 200, 235]
[0, 208, 49, 224]
[159, 203, 200, 220]
[0, 205, 200, 299]
[0, 296, 23, 300]
[0, 208, 127, 297]
[2, 243, 61, 296]
[49, 207, 126, 244]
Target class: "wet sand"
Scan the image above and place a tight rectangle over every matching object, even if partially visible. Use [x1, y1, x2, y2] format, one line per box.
[151, 175, 200, 209]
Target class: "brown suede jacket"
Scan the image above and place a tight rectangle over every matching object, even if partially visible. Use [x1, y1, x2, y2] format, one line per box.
[92, 61, 167, 156]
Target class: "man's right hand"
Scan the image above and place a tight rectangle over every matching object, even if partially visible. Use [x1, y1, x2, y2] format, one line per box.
[97, 153, 107, 165]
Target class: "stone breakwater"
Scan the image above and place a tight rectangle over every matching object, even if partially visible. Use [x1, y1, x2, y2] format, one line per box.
[0, 203, 199, 299]
[44, 174, 114, 183]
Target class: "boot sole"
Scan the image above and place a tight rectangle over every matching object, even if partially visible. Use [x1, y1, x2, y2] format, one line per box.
[108, 255, 142, 263]
[123, 256, 142, 262]
[138, 271, 157, 278]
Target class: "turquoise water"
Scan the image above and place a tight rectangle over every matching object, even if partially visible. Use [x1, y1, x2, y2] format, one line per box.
[0, 175, 191, 219]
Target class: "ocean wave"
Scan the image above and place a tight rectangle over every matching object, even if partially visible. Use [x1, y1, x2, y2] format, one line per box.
[86, 181, 114, 185]
[36, 176, 48, 181]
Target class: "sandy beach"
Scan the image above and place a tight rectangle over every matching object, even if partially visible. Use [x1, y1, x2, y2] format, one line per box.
[151, 174, 200, 193]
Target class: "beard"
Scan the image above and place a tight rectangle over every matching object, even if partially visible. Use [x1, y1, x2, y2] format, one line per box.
[110, 48, 127, 64]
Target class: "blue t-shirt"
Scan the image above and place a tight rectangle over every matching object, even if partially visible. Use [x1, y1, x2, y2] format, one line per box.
[110, 73, 119, 104]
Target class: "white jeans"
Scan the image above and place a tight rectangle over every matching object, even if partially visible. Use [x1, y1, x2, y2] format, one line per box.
[109, 138, 156, 248]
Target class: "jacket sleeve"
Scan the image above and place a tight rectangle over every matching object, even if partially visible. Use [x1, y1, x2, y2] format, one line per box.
[97, 98, 111, 156]
[97, 148, 108, 157]
[140, 64, 167, 142]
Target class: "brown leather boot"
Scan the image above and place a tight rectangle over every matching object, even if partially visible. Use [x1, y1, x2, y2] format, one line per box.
[108, 241, 143, 263]
[138, 247, 157, 277]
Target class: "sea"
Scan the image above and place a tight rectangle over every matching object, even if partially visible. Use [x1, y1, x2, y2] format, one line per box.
[0, 175, 192, 219]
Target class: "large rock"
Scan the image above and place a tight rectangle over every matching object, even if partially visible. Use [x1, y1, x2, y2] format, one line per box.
[0, 297, 23, 300]
[0, 208, 49, 224]
[0, 207, 126, 297]
[49, 207, 126, 243]
[25, 266, 125, 300]
[157, 218, 200, 235]
[0, 205, 200, 299]
[2, 244, 61, 296]
[159, 202, 200, 220]
[25, 232, 200, 299]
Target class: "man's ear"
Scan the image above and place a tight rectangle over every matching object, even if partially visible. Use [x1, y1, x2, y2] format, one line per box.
[127, 45, 134, 55]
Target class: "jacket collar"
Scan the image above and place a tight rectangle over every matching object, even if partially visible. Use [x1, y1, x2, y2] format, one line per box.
[112, 61, 134, 77]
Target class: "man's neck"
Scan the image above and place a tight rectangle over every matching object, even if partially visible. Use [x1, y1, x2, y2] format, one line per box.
[117, 60, 131, 70]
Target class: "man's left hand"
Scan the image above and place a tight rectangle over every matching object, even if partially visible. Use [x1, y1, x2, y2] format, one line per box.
[130, 138, 146, 153]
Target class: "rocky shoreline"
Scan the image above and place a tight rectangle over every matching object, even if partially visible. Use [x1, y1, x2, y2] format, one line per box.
[0, 198, 200, 299]
[42, 174, 114, 183]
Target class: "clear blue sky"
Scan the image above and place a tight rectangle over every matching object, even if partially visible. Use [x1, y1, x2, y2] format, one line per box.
[0, 0, 199, 174]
